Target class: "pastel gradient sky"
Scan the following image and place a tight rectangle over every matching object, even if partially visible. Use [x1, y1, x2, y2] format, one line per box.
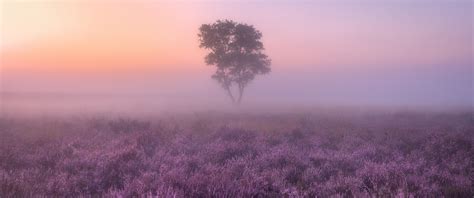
[1, 0, 472, 110]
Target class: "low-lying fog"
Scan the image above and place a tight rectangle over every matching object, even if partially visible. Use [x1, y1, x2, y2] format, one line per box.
[1, 65, 471, 116]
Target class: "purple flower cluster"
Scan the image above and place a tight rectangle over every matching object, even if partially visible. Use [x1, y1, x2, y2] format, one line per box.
[0, 112, 472, 197]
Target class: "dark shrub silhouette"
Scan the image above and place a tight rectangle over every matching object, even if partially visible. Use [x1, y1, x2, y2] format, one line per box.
[108, 118, 150, 134]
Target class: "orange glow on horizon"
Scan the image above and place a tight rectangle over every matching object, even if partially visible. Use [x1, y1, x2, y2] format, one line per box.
[2, 1, 204, 73]
[1, 0, 471, 74]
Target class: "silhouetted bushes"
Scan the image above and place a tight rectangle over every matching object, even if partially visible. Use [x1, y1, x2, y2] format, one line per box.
[108, 118, 150, 134]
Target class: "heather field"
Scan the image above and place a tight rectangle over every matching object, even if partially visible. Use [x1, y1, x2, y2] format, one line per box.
[0, 111, 473, 197]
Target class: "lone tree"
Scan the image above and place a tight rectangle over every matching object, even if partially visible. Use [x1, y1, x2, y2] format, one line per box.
[198, 20, 271, 104]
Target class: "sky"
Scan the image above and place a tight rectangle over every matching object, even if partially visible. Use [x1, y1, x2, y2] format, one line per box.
[0, 0, 472, 112]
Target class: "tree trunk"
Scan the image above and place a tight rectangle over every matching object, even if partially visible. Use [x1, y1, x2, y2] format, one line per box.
[237, 84, 244, 105]
[225, 86, 236, 104]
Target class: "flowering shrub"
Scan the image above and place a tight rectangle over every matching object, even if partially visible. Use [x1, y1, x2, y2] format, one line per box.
[0, 112, 472, 197]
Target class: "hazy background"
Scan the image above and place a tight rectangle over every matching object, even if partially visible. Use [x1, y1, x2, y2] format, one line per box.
[1, 0, 472, 114]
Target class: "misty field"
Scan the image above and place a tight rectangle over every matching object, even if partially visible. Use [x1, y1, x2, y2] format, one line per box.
[0, 111, 472, 197]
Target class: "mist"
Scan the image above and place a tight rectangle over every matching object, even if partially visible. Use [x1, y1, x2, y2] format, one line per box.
[2, 0, 472, 116]
[1, 1, 473, 196]
[1, 63, 471, 116]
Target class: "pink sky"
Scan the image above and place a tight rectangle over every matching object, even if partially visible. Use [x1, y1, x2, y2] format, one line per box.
[3, 0, 471, 72]
[1, 0, 472, 108]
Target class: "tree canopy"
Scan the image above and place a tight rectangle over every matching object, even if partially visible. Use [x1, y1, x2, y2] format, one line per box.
[198, 20, 271, 104]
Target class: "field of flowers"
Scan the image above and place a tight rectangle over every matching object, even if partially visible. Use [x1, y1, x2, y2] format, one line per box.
[0, 111, 472, 197]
